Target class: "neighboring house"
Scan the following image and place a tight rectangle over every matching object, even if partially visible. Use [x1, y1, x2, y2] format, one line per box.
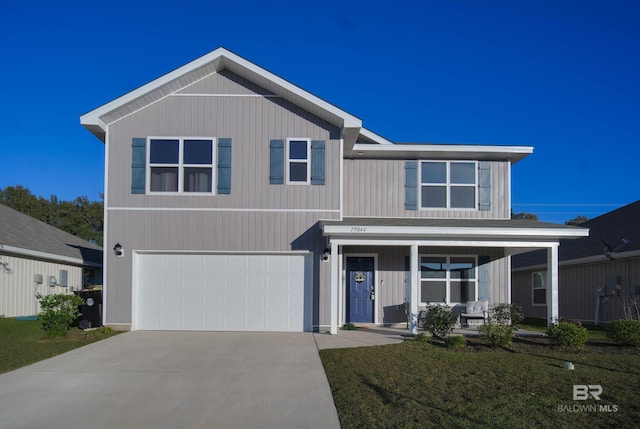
[512, 201, 640, 324]
[80, 47, 587, 334]
[0, 203, 103, 317]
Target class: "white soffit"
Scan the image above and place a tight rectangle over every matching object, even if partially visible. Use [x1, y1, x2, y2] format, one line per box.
[351, 143, 534, 162]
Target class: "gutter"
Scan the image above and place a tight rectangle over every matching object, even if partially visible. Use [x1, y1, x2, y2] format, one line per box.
[0, 243, 102, 268]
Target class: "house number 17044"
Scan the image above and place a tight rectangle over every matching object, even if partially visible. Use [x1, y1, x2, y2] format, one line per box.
[351, 226, 367, 233]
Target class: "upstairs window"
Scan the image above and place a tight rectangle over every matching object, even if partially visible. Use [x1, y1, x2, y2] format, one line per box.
[420, 161, 477, 209]
[286, 138, 311, 184]
[148, 138, 214, 193]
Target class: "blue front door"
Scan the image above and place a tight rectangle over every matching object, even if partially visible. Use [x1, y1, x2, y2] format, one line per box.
[347, 257, 375, 323]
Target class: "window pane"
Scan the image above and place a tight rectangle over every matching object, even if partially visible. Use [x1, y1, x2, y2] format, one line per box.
[533, 288, 546, 305]
[450, 162, 475, 184]
[184, 167, 212, 192]
[421, 162, 446, 183]
[450, 186, 475, 208]
[289, 140, 308, 160]
[184, 140, 213, 164]
[289, 162, 308, 182]
[422, 186, 446, 208]
[421, 281, 446, 303]
[150, 167, 178, 192]
[532, 272, 545, 289]
[150, 139, 179, 164]
[450, 257, 476, 280]
[421, 257, 446, 279]
[451, 281, 475, 302]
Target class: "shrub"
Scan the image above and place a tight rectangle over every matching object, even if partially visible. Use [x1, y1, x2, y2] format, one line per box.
[38, 294, 85, 337]
[445, 335, 466, 349]
[607, 319, 640, 347]
[480, 323, 514, 347]
[547, 321, 588, 349]
[342, 323, 357, 331]
[489, 303, 524, 328]
[423, 305, 456, 338]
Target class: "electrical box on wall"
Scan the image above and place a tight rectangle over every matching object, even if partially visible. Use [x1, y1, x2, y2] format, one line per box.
[47, 276, 57, 287]
[34, 274, 43, 284]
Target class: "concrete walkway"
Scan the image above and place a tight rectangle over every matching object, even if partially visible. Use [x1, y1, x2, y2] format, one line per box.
[0, 332, 340, 429]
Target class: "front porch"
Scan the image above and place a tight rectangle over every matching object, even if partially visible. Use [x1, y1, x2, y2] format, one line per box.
[320, 217, 588, 335]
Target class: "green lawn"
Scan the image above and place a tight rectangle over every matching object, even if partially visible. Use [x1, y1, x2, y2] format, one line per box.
[320, 335, 640, 429]
[0, 318, 120, 374]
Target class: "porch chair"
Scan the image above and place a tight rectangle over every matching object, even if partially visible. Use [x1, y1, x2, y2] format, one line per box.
[460, 300, 489, 328]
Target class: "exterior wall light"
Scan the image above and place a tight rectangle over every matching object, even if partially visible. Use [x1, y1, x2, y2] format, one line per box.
[113, 242, 124, 257]
[322, 248, 330, 262]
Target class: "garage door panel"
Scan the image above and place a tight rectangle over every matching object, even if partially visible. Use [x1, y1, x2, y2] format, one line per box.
[136, 253, 308, 332]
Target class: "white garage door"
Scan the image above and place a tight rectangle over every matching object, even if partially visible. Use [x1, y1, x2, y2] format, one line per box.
[135, 253, 309, 332]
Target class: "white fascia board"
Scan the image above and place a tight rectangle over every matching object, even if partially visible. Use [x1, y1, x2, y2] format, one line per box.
[352, 143, 533, 157]
[81, 47, 362, 132]
[322, 225, 589, 240]
[0, 244, 100, 267]
[359, 128, 394, 145]
[329, 238, 560, 248]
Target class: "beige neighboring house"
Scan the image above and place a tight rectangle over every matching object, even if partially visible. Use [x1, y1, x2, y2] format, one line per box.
[0, 203, 103, 318]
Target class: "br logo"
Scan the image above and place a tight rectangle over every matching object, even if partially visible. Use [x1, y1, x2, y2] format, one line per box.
[573, 385, 602, 400]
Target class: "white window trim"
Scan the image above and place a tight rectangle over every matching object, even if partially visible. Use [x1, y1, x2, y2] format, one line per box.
[147, 137, 216, 195]
[419, 254, 478, 306]
[532, 271, 547, 306]
[419, 160, 478, 210]
[286, 138, 311, 185]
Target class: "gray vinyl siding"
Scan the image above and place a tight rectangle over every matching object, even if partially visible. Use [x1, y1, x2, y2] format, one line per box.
[343, 159, 510, 219]
[106, 71, 341, 210]
[512, 256, 640, 323]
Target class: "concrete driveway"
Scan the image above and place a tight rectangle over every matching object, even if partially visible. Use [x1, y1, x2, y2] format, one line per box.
[0, 331, 340, 429]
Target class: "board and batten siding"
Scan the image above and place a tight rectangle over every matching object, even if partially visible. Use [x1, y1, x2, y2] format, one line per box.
[0, 255, 83, 317]
[106, 70, 341, 211]
[343, 159, 510, 219]
[513, 256, 640, 323]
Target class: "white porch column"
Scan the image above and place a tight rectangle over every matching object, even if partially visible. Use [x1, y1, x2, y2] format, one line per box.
[330, 241, 339, 335]
[546, 244, 559, 325]
[410, 244, 419, 335]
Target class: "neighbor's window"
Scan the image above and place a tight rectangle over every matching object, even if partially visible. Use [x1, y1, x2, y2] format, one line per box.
[420, 255, 477, 305]
[420, 161, 477, 209]
[286, 138, 311, 184]
[149, 138, 214, 193]
[532, 272, 546, 305]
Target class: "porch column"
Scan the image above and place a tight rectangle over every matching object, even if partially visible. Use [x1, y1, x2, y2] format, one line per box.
[330, 241, 339, 334]
[546, 244, 559, 325]
[410, 244, 419, 335]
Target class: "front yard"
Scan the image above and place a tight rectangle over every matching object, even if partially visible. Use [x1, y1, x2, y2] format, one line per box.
[319, 335, 640, 429]
[0, 318, 119, 374]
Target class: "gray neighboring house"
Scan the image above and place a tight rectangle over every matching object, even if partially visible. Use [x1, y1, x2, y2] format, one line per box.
[80, 47, 587, 334]
[0, 203, 103, 317]
[512, 200, 640, 324]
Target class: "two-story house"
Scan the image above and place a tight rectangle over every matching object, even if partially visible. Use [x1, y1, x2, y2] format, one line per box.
[81, 47, 587, 334]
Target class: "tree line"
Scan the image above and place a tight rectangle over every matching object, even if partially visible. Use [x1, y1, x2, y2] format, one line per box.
[0, 185, 103, 246]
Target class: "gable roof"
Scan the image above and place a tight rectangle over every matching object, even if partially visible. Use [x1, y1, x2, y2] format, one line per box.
[80, 47, 533, 162]
[512, 200, 640, 269]
[0, 203, 102, 267]
[80, 47, 362, 142]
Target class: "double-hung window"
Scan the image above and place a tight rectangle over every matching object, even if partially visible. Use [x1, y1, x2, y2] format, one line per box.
[420, 256, 477, 305]
[421, 161, 477, 209]
[286, 138, 311, 184]
[149, 138, 215, 193]
[532, 272, 546, 305]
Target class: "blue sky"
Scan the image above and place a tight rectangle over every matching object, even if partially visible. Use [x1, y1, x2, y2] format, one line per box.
[1, 0, 638, 223]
